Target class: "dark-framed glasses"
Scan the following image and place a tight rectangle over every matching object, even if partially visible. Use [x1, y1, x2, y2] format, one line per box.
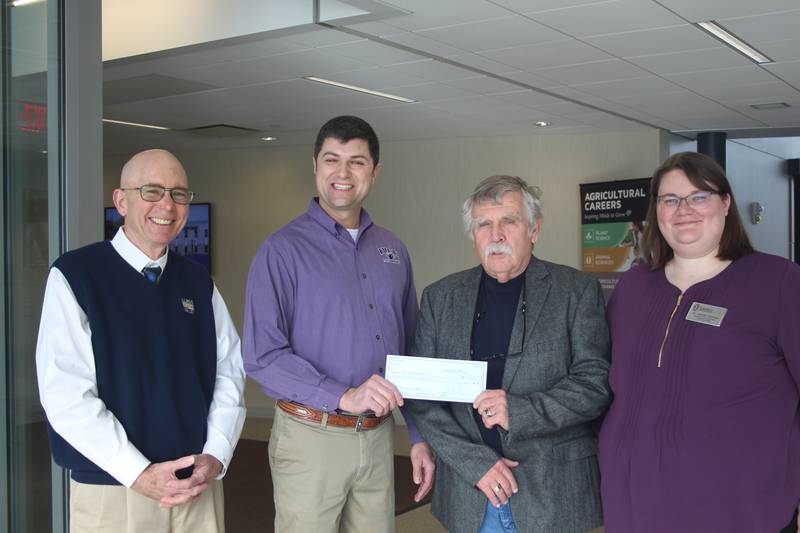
[656, 191, 717, 211]
[121, 185, 194, 205]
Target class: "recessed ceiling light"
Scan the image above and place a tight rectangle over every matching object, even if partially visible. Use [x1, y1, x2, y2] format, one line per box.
[749, 102, 790, 110]
[696, 21, 772, 64]
[304, 76, 416, 103]
[261, 136, 278, 142]
[102, 118, 170, 130]
[534, 121, 552, 127]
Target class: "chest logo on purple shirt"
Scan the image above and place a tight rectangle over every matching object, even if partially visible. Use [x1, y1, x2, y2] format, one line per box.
[378, 246, 401, 264]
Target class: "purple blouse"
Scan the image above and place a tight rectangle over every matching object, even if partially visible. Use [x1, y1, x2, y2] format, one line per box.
[600, 252, 800, 533]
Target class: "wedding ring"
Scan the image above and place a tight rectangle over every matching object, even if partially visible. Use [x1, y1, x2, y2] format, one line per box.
[484, 408, 493, 418]
[494, 482, 503, 493]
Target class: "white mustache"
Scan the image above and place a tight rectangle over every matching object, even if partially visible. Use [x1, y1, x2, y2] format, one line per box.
[484, 243, 513, 258]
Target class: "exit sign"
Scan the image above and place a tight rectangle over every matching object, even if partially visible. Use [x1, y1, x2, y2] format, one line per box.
[18, 102, 47, 133]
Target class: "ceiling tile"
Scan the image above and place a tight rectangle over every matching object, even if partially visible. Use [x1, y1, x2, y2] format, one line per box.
[532, 59, 650, 85]
[103, 51, 221, 82]
[584, 24, 720, 57]
[443, 76, 525, 95]
[321, 67, 430, 90]
[720, 9, 800, 44]
[479, 40, 612, 70]
[764, 60, 800, 85]
[374, 82, 477, 101]
[628, 47, 752, 75]
[526, 0, 684, 37]
[572, 76, 685, 98]
[175, 49, 371, 87]
[667, 65, 780, 90]
[369, 0, 511, 31]
[322, 40, 424, 65]
[492, 90, 566, 107]
[344, 21, 404, 36]
[491, 0, 616, 14]
[381, 32, 465, 57]
[658, 0, 800, 23]
[282, 28, 364, 47]
[420, 95, 518, 114]
[753, 39, 800, 64]
[530, 101, 600, 117]
[444, 53, 522, 75]
[199, 37, 308, 62]
[416, 16, 565, 52]
[693, 80, 800, 104]
[610, 90, 724, 115]
[389, 59, 479, 82]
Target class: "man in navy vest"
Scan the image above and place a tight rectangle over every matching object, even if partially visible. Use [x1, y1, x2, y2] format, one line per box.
[36, 149, 246, 532]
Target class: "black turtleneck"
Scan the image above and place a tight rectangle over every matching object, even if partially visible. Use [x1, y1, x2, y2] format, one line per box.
[470, 268, 525, 456]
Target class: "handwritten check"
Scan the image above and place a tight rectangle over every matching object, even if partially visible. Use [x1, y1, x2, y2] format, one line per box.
[385, 354, 487, 403]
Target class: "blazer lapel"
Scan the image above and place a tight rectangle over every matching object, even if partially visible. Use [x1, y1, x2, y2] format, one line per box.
[450, 267, 481, 360]
[502, 258, 550, 389]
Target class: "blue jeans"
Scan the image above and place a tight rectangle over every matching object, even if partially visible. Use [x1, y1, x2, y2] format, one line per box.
[478, 500, 521, 533]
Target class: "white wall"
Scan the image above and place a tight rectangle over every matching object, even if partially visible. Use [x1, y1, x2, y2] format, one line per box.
[105, 128, 667, 417]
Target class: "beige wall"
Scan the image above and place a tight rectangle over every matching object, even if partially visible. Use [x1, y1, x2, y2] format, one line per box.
[104, 128, 668, 417]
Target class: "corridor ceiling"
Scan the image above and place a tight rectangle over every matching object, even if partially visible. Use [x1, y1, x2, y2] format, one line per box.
[101, 0, 800, 152]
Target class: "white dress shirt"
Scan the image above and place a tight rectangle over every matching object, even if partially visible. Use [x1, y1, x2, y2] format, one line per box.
[36, 228, 246, 487]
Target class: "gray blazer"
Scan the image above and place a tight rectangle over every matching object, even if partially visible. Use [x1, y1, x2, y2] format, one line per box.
[407, 259, 611, 533]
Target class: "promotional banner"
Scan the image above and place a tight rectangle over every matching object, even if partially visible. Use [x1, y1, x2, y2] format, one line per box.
[580, 177, 651, 297]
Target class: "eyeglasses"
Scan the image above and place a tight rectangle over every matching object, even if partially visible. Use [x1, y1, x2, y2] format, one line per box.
[121, 185, 195, 205]
[656, 191, 718, 211]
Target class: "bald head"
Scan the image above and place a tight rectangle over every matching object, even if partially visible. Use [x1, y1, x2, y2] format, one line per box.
[120, 149, 188, 189]
[112, 149, 191, 260]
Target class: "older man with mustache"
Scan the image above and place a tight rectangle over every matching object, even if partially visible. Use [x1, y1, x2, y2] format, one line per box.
[408, 175, 611, 533]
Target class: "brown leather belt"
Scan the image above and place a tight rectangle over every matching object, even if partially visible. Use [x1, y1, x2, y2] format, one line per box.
[277, 400, 389, 432]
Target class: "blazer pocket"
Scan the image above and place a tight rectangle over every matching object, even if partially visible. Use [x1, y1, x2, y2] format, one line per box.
[552, 437, 597, 463]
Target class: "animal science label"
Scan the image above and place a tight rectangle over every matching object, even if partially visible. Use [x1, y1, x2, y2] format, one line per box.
[582, 247, 631, 272]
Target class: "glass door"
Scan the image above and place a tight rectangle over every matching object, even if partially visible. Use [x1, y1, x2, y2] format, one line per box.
[2, 0, 64, 531]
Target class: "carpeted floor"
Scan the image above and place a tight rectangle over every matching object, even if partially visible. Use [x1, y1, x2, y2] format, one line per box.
[224, 439, 432, 533]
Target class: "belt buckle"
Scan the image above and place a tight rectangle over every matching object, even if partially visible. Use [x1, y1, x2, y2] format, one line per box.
[355, 414, 367, 432]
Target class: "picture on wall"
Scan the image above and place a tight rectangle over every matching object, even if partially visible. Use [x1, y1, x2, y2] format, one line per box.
[580, 178, 650, 298]
[104, 203, 211, 273]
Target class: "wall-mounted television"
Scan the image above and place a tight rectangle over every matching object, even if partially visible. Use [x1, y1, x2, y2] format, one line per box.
[104, 203, 211, 273]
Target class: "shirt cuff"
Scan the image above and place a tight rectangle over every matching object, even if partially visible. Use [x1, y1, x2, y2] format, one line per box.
[203, 436, 234, 479]
[108, 445, 151, 488]
[311, 378, 349, 412]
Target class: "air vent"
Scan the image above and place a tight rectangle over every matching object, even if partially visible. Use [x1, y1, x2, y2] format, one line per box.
[186, 124, 258, 137]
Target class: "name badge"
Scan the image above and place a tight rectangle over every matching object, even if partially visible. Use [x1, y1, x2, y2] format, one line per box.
[685, 301, 727, 327]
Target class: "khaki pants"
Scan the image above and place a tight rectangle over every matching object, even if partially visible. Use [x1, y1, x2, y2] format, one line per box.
[269, 407, 395, 533]
[69, 478, 224, 533]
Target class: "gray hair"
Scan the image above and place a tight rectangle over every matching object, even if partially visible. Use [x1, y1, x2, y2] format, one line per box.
[462, 175, 543, 240]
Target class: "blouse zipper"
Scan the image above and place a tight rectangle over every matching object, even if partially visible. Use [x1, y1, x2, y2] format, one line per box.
[657, 293, 683, 368]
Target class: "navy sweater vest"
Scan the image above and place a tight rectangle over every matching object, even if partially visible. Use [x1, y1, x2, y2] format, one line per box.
[48, 242, 217, 485]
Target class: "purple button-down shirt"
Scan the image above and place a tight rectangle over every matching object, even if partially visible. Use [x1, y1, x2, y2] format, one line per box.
[244, 199, 421, 442]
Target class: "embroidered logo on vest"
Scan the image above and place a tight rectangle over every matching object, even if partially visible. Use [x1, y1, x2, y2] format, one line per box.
[378, 246, 401, 264]
[181, 298, 195, 314]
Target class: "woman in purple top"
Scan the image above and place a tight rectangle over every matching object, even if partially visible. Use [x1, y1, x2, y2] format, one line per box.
[599, 152, 800, 533]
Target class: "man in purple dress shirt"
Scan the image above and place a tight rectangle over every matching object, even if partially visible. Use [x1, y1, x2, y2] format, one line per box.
[243, 116, 434, 532]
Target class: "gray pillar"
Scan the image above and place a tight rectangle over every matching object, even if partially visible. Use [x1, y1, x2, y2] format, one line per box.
[697, 132, 727, 170]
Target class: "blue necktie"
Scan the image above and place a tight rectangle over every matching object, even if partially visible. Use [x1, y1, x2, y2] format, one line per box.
[142, 266, 162, 284]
